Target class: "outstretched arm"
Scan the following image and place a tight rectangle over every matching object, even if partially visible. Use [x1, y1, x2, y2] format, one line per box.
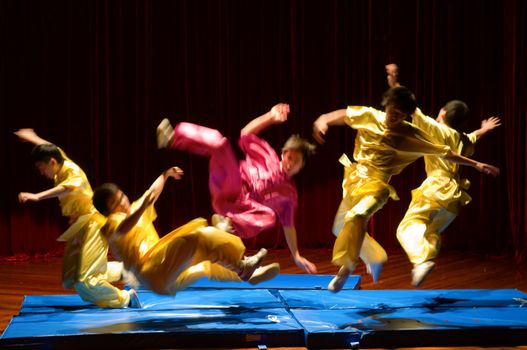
[147, 166, 184, 203]
[18, 185, 70, 203]
[472, 117, 501, 140]
[312, 109, 348, 144]
[283, 226, 317, 274]
[114, 191, 155, 236]
[14, 128, 51, 145]
[115, 166, 184, 236]
[443, 150, 500, 176]
[240, 103, 290, 136]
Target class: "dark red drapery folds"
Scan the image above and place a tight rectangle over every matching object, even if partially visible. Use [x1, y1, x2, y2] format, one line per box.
[1, 0, 525, 262]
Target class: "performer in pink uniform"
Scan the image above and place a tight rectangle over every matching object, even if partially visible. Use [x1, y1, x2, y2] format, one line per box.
[157, 103, 317, 274]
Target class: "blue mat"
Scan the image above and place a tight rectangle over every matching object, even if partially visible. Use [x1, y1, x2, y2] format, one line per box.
[3, 290, 305, 349]
[186, 273, 361, 290]
[284, 289, 527, 348]
[279, 288, 527, 309]
[2, 274, 527, 349]
[19, 289, 286, 314]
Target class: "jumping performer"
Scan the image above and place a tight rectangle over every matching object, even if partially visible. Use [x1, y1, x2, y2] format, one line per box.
[16, 129, 138, 308]
[313, 86, 499, 292]
[156, 104, 317, 274]
[92, 166, 280, 295]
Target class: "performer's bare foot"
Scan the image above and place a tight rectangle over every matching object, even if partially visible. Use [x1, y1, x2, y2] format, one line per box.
[238, 248, 268, 281]
[157, 118, 174, 148]
[212, 214, 234, 233]
[412, 261, 435, 287]
[328, 265, 352, 292]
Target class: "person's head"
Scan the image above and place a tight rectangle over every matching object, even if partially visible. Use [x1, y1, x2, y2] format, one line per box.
[30, 143, 64, 179]
[93, 183, 130, 216]
[437, 100, 469, 131]
[281, 134, 316, 177]
[381, 86, 417, 128]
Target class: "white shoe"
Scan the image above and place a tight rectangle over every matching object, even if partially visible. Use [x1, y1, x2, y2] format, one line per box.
[366, 262, 384, 284]
[128, 289, 142, 308]
[239, 248, 267, 281]
[212, 214, 234, 233]
[412, 261, 435, 287]
[328, 266, 352, 293]
[157, 118, 174, 149]
[248, 263, 280, 285]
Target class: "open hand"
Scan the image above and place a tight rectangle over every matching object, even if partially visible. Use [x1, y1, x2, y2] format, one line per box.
[294, 255, 317, 274]
[481, 116, 501, 132]
[477, 163, 500, 177]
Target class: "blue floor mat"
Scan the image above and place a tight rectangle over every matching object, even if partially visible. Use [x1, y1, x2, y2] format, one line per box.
[185, 273, 361, 290]
[2, 274, 526, 349]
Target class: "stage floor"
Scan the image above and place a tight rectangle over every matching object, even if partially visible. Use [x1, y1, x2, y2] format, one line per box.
[1, 274, 527, 349]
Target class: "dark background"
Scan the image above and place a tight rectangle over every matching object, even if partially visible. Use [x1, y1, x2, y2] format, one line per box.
[1, 0, 525, 261]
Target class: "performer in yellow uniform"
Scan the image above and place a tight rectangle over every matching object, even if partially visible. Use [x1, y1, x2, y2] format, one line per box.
[92, 166, 280, 295]
[386, 64, 502, 287]
[16, 129, 137, 308]
[312, 86, 500, 292]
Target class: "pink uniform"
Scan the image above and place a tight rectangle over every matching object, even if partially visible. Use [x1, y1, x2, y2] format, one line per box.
[171, 122, 297, 238]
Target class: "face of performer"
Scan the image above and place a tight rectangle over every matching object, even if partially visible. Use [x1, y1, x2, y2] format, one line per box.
[384, 105, 408, 128]
[281, 149, 304, 177]
[35, 158, 59, 180]
[107, 189, 131, 214]
[436, 108, 447, 125]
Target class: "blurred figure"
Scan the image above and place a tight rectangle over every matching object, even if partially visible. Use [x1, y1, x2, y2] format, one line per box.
[157, 103, 317, 274]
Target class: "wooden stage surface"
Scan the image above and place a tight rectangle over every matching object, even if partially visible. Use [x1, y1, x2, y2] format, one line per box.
[1, 249, 527, 350]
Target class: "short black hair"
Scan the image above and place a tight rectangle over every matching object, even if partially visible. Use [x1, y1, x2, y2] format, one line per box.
[282, 134, 316, 162]
[381, 86, 417, 116]
[31, 143, 64, 165]
[93, 183, 120, 216]
[442, 100, 469, 131]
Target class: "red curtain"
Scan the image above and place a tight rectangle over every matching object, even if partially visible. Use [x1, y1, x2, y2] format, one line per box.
[1, 0, 525, 261]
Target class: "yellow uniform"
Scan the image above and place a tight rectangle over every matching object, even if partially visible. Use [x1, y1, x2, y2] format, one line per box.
[102, 193, 245, 295]
[396, 109, 477, 264]
[54, 149, 130, 308]
[332, 106, 451, 271]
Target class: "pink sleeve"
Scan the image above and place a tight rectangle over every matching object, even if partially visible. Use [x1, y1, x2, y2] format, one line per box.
[264, 183, 298, 228]
[276, 193, 297, 227]
[238, 134, 281, 174]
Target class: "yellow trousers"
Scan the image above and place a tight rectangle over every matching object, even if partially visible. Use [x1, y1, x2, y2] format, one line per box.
[74, 269, 131, 308]
[332, 189, 389, 271]
[63, 215, 130, 308]
[397, 194, 456, 265]
[135, 220, 244, 295]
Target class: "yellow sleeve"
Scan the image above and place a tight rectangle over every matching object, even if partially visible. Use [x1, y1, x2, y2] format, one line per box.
[102, 213, 126, 239]
[397, 122, 451, 157]
[411, 108, 447, 143]
[57, 147, 71, 162]
[130, 191, 158, 225]
[461, 132, 477, 157]
[466, 132, 478, 144]
[57, 163, 87, 190]
[345, 106, 380, 129]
